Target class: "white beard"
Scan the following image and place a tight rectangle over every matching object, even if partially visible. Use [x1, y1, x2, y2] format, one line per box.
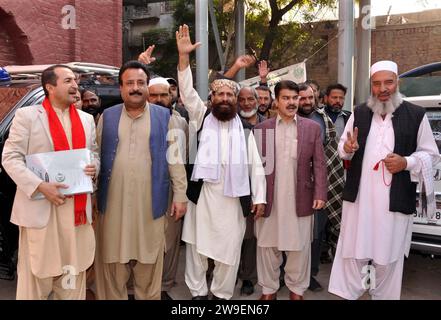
[239, 107, 258, 119]
[367, 91, 403, 115]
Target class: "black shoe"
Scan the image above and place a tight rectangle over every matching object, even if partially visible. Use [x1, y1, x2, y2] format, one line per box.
[240, 280, 254, 296]
[211, 295, 226, 300]
[192, 295, 208, 300]
[161, 291, 173, 300]
[308, 276, 323, 292]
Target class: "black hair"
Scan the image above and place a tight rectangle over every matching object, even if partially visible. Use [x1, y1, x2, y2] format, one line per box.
[297, 83, 313, 93]
[274, 80, 299, 99]
[80, 88, 99, 100]
[304, 79, 320, 90]
[118, 60, 150, 85]
[41, 64, 74, 97]
[326, 83, 347, 96]
[255, 85, 271, 94]
[255, 85, 272, 100]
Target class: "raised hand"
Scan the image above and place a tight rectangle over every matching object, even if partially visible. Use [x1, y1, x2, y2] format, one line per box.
[138, 45, 156, 65]
[258, 60, 270, 79]
[234, 54, 256, 69]
[343, 127, 359, 154]
[176, 24, 201, 55]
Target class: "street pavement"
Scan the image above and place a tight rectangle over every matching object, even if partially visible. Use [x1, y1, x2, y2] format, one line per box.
[1, 248, 441, 300]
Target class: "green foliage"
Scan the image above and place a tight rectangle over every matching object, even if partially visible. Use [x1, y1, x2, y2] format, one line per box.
[142, 0, 336, 77]
[141, 0, 196, 78]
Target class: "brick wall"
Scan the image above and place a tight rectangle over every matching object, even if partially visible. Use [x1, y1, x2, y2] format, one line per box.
[0, 26, 17, 66]
[305, 13, 441, 91]
[0, 0, 122, 67]
[372, 23, 441, 74]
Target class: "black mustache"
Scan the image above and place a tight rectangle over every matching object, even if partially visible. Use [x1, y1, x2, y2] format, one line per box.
[129, 91, 142, 96]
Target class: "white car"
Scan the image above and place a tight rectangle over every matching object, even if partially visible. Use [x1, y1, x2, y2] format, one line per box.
[400, 62, 441, 255]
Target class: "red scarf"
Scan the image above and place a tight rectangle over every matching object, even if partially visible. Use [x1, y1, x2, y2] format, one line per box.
[42, 97, 87, 226]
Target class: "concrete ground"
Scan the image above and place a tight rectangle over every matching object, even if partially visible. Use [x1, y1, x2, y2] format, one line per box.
[1, 248, 441, 300]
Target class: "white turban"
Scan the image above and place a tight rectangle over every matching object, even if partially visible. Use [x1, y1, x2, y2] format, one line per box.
[148, 77, 170, 88]
[370, 60, 398, 77]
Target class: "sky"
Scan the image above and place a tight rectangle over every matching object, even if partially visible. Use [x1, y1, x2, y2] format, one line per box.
[370, 0, 440, 16]
[283, 0, 441, 22]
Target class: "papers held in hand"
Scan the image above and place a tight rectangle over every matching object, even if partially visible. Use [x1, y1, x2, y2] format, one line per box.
[26, 148, 94, 200]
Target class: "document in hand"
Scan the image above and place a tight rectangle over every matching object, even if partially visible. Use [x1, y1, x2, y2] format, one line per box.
[26, 148, 93, 200]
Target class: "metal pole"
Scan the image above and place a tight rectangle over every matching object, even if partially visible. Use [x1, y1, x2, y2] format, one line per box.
[338, 0, 355, 111]
[235, 0, 245, 82]
[355, 0, 372, 105]
[208, 0, 226, 71]
[195, 0, 209, 100]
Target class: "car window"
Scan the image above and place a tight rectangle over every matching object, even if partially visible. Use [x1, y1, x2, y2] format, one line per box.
[0, 87, 34, 123]
[426, 110, 441, 154]
[23, 89, 45, 107]
[400, 73, 441, 98]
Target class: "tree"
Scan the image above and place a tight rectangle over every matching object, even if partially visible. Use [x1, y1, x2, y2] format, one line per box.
[141, 0, 337, 77]
[140, 0, 196, 78]
[248, 0, 336, 66]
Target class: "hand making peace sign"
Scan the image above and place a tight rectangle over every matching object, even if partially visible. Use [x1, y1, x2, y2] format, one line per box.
[344, 127, 359, 154]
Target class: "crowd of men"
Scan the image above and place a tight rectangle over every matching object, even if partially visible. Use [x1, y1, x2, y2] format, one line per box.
[1, 24, 439, 301]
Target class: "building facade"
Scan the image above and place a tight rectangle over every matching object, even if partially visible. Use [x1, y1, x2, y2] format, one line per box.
[0, 0, 122, 67]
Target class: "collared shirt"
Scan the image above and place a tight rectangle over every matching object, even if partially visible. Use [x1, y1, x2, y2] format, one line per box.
[96, 103, 187, 264]
[255, 113, 313, 250]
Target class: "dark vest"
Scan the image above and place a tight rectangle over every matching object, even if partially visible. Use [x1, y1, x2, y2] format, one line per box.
[98, 104, 171, 219]
[186, 111, 253, 217]
[343, 101, 425, 214]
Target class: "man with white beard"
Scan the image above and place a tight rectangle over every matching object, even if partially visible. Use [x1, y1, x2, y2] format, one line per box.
[237, 86, 266, 296]
[328, 60, 440, 300]
[238, 87, 266, 126]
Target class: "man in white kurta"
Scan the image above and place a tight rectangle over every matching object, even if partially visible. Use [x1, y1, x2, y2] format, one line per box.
[328, 60, 440, 300]
[176, 24, 266, 300]
[147, 77, 189, 300]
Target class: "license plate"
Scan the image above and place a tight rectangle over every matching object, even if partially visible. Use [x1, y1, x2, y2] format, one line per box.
[414, 164, 441, 225]
[414, 197, 441, 225]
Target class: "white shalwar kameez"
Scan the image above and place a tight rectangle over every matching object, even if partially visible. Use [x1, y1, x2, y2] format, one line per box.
[178, 66, 266, 299]
[329, 111, 439, 300]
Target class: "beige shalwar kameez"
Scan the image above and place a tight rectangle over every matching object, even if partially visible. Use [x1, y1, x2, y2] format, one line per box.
[255, 115, 314, 296]
[94, 104, 187, 300]
[17, 108, 96, 300]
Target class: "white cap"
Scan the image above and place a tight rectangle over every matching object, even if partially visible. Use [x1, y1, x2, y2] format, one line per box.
[370, 60, 398, 77]
[148, 77, 170, 88]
